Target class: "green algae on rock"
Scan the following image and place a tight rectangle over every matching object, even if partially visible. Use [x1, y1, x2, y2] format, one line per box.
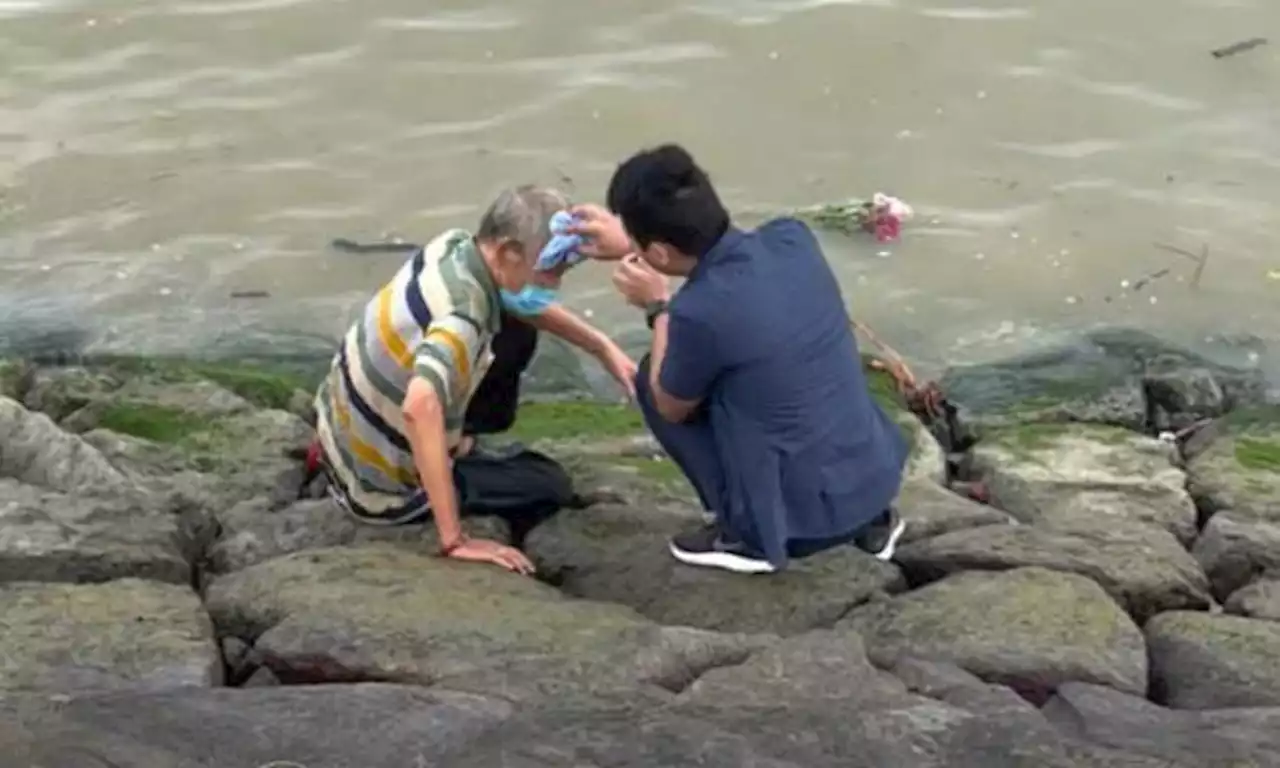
[0, 579, 220, 692]
[975, 422, 1198, 544]
[840, 567, 1149, 702]
[1186, 406, 1280, 527]
[895, 519, 1212, 623]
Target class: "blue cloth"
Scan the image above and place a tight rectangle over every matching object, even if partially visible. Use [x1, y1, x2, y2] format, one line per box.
[499, 284, 559, 316]
[656, 217, 909, 569]
[535, 211, 587, 272]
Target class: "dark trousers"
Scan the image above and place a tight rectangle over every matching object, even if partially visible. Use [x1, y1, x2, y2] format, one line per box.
[633, 356, 862, 560]
[464, 310, 539, 435]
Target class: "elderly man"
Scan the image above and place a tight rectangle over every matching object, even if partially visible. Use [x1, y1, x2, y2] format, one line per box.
[567, 145, 909, 575]
[313, 185, 633, 574]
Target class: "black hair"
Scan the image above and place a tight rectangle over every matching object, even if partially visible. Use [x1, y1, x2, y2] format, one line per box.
[605, 144, 730, 257]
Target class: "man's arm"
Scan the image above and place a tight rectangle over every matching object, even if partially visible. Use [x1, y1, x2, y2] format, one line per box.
[401, 376, 462, 546]
[648, 309, 718, 423]
[403, 313, 479, 549]
[523, 304, 611, 358]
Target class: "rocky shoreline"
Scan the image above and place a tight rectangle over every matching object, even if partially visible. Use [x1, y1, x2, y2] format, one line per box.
[1, 327, 1278, 767]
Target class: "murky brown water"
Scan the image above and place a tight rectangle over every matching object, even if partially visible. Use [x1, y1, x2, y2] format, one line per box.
[3, 0, 1278, 372]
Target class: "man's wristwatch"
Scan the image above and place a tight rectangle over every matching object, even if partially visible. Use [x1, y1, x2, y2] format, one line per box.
[643, 299, 669, 329]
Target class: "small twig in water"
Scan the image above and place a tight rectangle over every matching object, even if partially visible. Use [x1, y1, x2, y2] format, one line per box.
[1153, 242, 1210, 290]
[1211, 37, 1267, 59]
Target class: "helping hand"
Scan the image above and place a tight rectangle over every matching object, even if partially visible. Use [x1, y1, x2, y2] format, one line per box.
[566, 203, 633, 260]
[600, 346, 638, 401]
[445, 537, 536, 575]
[612, 254, 670, 308]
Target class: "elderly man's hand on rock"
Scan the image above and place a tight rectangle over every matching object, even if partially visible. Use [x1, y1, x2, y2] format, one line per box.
[445, 536, 536, 575]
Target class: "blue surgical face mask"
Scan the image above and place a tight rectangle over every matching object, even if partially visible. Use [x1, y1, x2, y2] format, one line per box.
[500, 284, 560, 317]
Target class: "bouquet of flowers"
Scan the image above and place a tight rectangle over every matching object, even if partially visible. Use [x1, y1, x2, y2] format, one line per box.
[798, 193, 915, 242]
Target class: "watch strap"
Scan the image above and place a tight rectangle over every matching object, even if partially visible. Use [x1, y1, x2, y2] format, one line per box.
[644, 299, 670, 329]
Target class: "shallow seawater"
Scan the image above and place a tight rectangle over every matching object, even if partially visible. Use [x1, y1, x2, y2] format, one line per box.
[1, 0, 1278, 379]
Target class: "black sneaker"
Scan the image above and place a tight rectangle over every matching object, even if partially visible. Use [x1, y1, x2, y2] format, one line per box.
[668, 524, 777, 574]
[854, 508, 907, 561]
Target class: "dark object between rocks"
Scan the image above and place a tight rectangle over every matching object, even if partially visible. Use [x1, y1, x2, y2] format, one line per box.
[854, 320, 979, 487]
[1211, 37, 1267, 58]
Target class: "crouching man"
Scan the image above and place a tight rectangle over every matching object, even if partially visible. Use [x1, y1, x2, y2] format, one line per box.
[569, 145, 909, 574]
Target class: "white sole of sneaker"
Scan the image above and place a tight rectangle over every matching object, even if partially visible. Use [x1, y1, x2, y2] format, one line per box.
[873, 520, 907, 561]
[668, 541, 778, 574]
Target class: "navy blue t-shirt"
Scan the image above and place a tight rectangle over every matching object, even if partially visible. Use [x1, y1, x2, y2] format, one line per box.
[660, 217, 909, 566]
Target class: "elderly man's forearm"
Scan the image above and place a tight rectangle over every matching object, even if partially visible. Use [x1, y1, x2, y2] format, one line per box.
[401, 377, 463, 545]
[527, 305, 611, 358]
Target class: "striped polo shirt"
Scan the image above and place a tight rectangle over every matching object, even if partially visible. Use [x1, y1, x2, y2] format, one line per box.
[313, 229, 501, 517]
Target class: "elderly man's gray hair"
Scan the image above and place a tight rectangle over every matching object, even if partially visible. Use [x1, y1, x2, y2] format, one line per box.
[476, 185, 570, 254]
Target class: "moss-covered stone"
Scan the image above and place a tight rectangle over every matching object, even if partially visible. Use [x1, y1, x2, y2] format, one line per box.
[1145, 611, 1280, 709]
[0, 579, 220, 692]
[1187, 409, 1280, 526]
[976, 423, 1197, 544]
[526, 502, 904, 636]
[96, 403, 211, 444]
[840, 567, 1148, 702]
[0, 360, 23, 400]
[895, 519, 1212, 623]
[87, 355, 317, 411]
[203, 545, 754, 699]
[508, 401, 645, 443]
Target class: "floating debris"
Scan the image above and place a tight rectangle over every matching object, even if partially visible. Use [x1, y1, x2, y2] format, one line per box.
[229, 290, 270, 300]
[1211, 37, 1267, 59]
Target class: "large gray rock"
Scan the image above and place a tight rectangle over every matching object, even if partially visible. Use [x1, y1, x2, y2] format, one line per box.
[203, 496, 511, 576]
[0, 397, 132, 495]
[203, 545, 757, 699]
[1146, 611, 1280, 709]
[435, 630, 1173, 768]
[1043, 682, 1280, 767]
[1191, 514, 1280, 601]
[0, 479, 189, 586]
[0, 579, 220, 693]
[894, 477, 1012, 545]
[896, 519, 1212, 622]
[1225, 579, 1280, 621]
[975, 423, 1198, 544]
[1186, 409, 1280, 526]
[840, 567, 1148, 702]
[525, 502, 904, 635]
[1, 684, 514, 768]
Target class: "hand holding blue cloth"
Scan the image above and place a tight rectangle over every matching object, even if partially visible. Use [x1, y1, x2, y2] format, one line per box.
[535, 211, 587, 272]
[499, 211, 585, 316]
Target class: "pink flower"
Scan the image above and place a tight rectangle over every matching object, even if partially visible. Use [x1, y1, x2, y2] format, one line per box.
[870, 211, 902, 242]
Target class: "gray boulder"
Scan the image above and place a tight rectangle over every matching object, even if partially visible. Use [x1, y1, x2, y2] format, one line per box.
[896, 519, 1212, 622]
[1225, 578, 1280, 621]
[840, 567, 1148, 702]
[1043, 682, 1280, 767]
[1146, 611, 1280, 709]
[525, 501, 904, 635]
[0, 579, 220, 693]
[0, 479, 189, 586]
[1191, 514, 1280, 601]
[974, 423, 1198, 544]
